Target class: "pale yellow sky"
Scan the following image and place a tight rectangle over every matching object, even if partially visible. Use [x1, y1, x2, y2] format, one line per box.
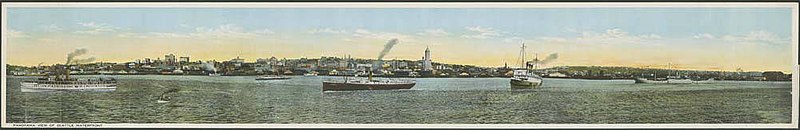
[5, 7, 795, 73]
[5, 29, 795, 73]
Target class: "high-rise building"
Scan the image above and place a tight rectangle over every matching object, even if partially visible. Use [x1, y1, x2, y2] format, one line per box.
[257, 58, 268, 63]
[165, 54, 177, 65]
[179, 57, 190, 63]
[423, 47, 433, 71]
[231, 56, 245, 63]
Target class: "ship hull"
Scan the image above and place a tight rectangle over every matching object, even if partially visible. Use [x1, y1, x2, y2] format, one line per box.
[256, 76, 291, 80]
[322, 81, 415, 91]
[256, 77, 291, 80]
[510, 78, 543, 89]
[20, 82, 117, 92]
[633, 78, 713, 84]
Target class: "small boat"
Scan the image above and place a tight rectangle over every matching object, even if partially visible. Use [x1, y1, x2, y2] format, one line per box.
[208, 73, 222, 77]
[157, 88, 179, 103]
[256, 75, 291, 80]
[510, 70, 543, 89]
[304, 72, 318, 77]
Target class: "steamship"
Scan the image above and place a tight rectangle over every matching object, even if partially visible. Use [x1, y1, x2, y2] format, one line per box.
[510, 70, 543, 88]
[322, 73, 416, 91]
[322, 38, 416, 91]
[510, 43, 544, 89]
[633, 63, 714, 84]
[21, 68, 117, 92]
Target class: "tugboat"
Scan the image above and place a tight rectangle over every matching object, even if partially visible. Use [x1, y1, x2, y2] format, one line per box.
[20, 66, 117, 92]
[509, 43, 543, 89]
[322, 69, 415, 91]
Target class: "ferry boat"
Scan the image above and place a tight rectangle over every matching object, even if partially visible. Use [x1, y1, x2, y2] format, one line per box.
[21, 74, 117, 92]
[322, 71, 415, 91]
[256, 75, 291, 80]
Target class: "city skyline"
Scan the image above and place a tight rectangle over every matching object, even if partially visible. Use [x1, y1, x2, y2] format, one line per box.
[4, 7, 796, 72]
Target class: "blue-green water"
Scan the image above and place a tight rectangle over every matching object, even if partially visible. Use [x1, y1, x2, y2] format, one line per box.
[4, 75, 792, 123]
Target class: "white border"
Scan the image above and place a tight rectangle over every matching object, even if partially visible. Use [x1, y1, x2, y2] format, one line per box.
[0, 2, 798, 8]
[1, 2, 798, 129]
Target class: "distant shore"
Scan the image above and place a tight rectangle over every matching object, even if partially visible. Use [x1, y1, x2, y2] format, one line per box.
[10, 73, 792, 82]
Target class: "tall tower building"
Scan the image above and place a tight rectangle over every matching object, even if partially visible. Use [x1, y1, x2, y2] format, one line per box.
[423, 46, 433, 71]
[165, 54, 177, 65]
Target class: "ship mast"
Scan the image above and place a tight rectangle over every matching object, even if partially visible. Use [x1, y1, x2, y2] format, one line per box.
[64, 59, 71, 80]
[533, 53, 538, 70]
[519, 43, 526, 69]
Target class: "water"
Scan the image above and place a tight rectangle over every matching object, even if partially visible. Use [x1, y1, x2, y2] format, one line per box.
[4, 75, 792, 123]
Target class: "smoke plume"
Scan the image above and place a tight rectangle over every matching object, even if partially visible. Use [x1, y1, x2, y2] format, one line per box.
[65, 48, 96, 65]
[376, 38, 399, 60]
[529, 53, 559, 65]
[539, 53, 559, 64]
[71, 57, 97, 64]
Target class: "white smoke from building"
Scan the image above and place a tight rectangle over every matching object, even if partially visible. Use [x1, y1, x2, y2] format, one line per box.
[202, 62, 218, 73]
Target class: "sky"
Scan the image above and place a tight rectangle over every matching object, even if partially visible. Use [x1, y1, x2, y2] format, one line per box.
[4, 7, 796, 72]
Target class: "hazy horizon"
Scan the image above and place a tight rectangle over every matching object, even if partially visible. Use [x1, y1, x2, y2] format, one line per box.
[4, 7, 795, 73]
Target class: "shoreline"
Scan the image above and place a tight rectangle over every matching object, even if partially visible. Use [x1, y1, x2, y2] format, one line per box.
[8, 74, 792, 82]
